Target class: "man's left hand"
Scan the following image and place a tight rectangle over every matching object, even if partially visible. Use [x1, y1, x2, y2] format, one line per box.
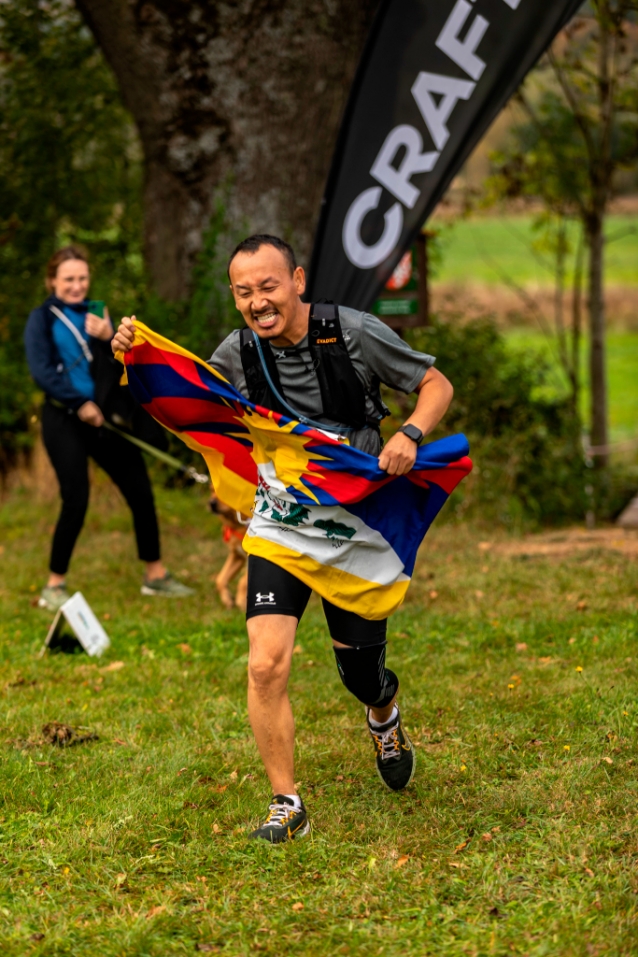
[85, 307, 113, 342]
[378, 432, 418, 476]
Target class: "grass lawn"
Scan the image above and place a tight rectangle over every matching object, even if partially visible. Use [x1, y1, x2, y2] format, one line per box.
[503, 329, 638, 445]
[1, 479, 638, 955]
[434, 215, 638, 288]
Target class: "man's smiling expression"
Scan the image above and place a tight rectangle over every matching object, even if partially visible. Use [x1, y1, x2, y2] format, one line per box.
[229, 245, 309, 348]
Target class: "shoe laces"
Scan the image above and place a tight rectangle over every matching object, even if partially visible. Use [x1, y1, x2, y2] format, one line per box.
[265, 801, 297, 827]
[371, 721, 401, 761]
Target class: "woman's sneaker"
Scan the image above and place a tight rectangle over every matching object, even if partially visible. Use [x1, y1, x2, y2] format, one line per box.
[141, 572, 194, 597]
[38, 584, 70, 612]
[249, 795, 310, 844]
[367, 705, 416, 791]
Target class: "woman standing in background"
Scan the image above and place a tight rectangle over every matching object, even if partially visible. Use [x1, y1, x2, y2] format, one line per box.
[24, 246, 192, 611]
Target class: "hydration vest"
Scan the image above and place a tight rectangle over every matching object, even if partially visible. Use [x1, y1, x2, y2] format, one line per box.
[239, 303, 386, 432]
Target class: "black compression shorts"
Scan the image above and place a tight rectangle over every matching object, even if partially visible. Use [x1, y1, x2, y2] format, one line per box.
[246, 555, 387, 649]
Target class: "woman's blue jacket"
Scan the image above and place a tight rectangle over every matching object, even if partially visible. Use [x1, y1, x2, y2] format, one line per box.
[24, 295, 103, 411]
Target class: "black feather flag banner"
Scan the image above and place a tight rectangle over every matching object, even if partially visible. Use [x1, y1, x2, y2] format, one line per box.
[307, 0, 584, 310]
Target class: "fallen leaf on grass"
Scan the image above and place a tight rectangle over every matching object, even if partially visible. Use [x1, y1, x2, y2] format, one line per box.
[429, 590, 438, 599]
[293, 645, 303, 655]
[475, 590, 484, 599]
[229, 770, 238, 781]
[481, 833, 493, 842]
[292, 902, 304, 911]
[101, 661, 124, 672]
[455, 839, 471, 853]
[146, 905, 166, 919]
[584, 867, 595, 877]
[601, 757, 613, 765]
[113, 738, 129, 746]
[178, 643, 192, 655]
[102, 613, 111, 621]
[576, 600, 588, 611]
[515, 642, 528, 652]
[212, 823, 221, 834]
[395, 855, 409, 868]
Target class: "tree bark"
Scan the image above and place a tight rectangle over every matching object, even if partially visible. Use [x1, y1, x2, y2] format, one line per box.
[73, 0, 378, 300]
[586, 210, 608, 461]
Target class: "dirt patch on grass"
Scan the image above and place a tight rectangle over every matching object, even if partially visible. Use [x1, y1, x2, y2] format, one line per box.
[482, 527, 638, 559]
[431, 283, 638, 329]
[10, 722, 99, 750]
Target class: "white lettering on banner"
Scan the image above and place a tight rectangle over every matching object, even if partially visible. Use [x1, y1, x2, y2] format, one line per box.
[370, 125, 439, 208]
[411, 73, 476, 151]
[435, 0, 489, 81]
[342, 187, 403, 268]
[341, 0, 525, 269]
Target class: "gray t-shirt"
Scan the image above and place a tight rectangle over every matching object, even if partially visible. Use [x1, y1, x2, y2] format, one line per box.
[208, 306, 435, 454]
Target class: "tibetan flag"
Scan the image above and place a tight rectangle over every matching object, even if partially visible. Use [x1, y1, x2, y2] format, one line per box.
[118, 322, 472, 619]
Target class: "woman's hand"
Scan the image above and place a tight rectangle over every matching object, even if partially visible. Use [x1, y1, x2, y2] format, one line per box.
[111, 315, 136, 356]
[85, 306, 113, 342]
[77, 401, 104, 428]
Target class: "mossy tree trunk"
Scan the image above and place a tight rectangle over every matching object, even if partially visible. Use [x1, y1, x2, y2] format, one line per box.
[74, 0, 378, 299]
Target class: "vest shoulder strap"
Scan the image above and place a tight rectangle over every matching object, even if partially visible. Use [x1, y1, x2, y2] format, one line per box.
[308, 303, 368, 430]
[239, 327, 288, 415]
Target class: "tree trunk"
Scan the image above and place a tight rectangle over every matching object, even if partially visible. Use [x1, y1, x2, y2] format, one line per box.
[74, 0, 379, 299]
[586, 209, 608, 462]
[586, 0, 614, 465]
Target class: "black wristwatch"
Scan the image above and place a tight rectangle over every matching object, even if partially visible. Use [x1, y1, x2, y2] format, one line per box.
[397, 423, 423, 445]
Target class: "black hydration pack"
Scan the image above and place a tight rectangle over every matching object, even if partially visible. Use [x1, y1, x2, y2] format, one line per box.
[239, 302, 386, 432]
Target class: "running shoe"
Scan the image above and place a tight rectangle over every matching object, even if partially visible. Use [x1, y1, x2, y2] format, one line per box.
[38, 584, 70, 612]
[249, 795, 310, 844]
[140, 572, 194, 597]
[367, 705, 416, 791]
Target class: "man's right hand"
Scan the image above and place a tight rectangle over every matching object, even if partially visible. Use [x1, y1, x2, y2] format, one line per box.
[111, 315, 136, 356]
[77, 401, 104, 428]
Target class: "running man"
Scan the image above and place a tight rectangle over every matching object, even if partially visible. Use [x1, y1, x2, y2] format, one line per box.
[112, 235, 453, 843]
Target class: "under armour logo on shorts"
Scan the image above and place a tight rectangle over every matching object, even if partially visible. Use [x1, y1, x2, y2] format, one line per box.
[255, 592, 276, 605]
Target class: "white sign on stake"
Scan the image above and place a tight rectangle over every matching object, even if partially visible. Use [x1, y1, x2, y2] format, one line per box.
[40, 592, 110, 658]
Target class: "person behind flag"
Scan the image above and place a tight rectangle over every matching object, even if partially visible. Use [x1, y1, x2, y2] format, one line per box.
[24, 246, 193, 611]
[112, 234, 453, 843]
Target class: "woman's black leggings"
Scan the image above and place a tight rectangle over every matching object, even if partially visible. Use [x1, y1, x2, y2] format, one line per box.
[42, 402, 160, 575]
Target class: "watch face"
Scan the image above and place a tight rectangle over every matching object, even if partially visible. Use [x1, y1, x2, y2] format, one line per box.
[401, 424, 422, 442]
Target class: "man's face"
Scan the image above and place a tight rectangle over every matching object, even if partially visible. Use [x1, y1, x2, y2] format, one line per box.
[229, 245, 306, 341]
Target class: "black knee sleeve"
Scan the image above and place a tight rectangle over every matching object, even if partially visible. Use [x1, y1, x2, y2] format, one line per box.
[333, 643, 399, 708]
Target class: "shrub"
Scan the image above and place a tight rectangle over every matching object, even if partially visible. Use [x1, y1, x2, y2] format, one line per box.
[395, 316, 588, 527]
[0, 347, 38, 479]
